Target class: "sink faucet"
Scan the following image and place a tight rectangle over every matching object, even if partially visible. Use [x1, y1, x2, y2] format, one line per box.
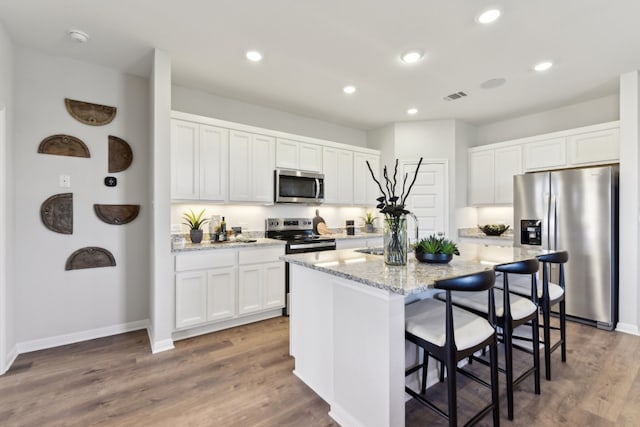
[407, 212, 420, 246]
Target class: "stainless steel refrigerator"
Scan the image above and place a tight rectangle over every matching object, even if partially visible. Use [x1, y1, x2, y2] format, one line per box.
[513, 166, 618, 330]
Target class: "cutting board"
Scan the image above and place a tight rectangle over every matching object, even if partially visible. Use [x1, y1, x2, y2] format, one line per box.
[313, 209, 326, 234]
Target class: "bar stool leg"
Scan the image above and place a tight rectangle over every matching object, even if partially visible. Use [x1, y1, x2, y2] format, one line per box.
[532, 314, 541, 394]
[560, 299, 567, 362]
[421, 348, 429, 394]
[489, 340, 500, 426]
[542, 298, 552, 381]
[445, 349, 457, 427]
[503, 320, 515, 420]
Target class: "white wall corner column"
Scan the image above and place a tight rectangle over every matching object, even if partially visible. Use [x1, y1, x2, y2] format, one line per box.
[617, 71, 640, 335]
[150, 48, 175, 352]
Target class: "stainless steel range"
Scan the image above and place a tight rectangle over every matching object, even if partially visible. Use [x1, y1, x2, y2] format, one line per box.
[265, 218, 336, 315]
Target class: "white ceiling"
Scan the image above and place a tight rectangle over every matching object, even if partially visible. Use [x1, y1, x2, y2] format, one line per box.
[1, 0, 640, 130]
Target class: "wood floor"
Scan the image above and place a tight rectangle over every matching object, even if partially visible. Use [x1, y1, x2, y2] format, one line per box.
[1, 317, 639, 426]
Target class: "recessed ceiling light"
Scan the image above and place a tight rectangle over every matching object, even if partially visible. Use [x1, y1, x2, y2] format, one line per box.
[407, 108, 418, 115]
[534, 61, 553, 72]
[245, 50, 263, 62]
[401, 50, 424, 64]
[68, 29, 89, 43]
[343, 85, 356, 94]
[476, 8, 502, 24]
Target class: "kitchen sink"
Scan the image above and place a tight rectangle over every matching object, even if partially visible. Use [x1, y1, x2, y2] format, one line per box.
[354, 247, 384, 255]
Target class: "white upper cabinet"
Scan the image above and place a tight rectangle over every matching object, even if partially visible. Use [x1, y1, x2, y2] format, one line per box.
[353, 152, 380, 206]
[229, 130, 275, 203]
[468, 149, 495, 205]
[524, 137, 566, 171]
[323, 147, 354, 204]
[171, 119, 229, 201]
[468, 145, 522, 206]
[568, 127, 619, 166]
[171, 120, 199, 200]
[276, 138, 322, 172]
[494, 145, 523, 204]
[523, 122, 619, 172]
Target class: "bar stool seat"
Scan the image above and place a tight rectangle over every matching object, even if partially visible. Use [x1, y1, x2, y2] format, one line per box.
[406, 298, 495, 351]
[496, 273, 564, 302]
[447, 289, 538, 321]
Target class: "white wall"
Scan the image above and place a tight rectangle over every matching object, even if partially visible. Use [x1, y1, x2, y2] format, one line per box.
[393, 120, 457, 237]
[172, 85, 367, 147]
[617, 71, 640, 335]
[366, 124, 396, 171]
[0, 20, 15, 373]
[474, 94, 620, 146]
[13, 48, 150, 347]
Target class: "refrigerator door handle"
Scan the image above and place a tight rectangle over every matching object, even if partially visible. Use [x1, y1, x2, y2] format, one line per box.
[542, 192, 550, 249]
[550, 194, 557, 250]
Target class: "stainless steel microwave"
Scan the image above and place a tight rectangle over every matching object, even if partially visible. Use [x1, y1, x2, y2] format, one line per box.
[274, 169, 324, 204]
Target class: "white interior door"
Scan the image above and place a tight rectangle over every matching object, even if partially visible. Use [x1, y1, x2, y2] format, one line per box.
[401, 160, 448, 242]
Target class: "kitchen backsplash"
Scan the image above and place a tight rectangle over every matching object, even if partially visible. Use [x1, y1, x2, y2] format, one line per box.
[171, 203, 371, 234]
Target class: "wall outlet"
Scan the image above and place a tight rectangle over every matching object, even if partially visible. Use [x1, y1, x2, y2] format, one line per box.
[59, 174, 71, 188]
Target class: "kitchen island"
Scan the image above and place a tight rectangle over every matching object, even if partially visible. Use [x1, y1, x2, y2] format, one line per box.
[282, 243, 555, 427]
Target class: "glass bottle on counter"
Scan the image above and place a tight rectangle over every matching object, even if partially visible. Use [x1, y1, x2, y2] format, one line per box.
[218, 216, 227, 241]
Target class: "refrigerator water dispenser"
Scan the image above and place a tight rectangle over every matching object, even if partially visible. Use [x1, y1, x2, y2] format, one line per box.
[520, 219, 542, 245]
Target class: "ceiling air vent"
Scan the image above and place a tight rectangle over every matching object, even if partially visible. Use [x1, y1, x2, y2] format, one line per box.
[443, 91, 468, 101]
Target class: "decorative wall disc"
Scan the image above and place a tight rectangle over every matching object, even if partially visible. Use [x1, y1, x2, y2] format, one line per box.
[94, 204, 140, 225]
[64, 98, 117, 126]
[108, 135, 133, 172]
[38, 134, 90, 158]
[40, 193, 73, 234]
[65, 247, 116, 270]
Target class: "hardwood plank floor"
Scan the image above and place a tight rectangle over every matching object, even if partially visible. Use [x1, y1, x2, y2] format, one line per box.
[1, 317, 639, 426]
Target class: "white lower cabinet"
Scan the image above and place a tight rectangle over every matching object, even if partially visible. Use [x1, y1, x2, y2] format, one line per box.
[206, 267, 236, 322]
[175, 247, 284, 331]
[175, 271, 208, 328]
[238, 249, 285, 314]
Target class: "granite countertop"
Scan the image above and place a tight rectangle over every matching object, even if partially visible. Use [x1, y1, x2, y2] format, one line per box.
[172, 237, 286, 253]
[458, 227, 514, 242]
[282, 243, 553, 296]
[327, 232, 384, 240]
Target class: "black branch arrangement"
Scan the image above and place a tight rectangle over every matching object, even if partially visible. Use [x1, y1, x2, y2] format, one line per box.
[366, 157, 424, 218]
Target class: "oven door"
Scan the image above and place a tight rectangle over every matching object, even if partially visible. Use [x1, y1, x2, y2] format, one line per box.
[275, 169, 324, 204]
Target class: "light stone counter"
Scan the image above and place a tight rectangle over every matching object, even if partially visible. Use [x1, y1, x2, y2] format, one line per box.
[458, 227, 514, 243]
[282, 243, 553, 296]
[172, 237, 285, 253]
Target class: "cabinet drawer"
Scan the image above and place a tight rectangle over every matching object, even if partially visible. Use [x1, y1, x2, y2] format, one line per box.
[238, 247, 284, 265]
[175, 250, 237, 271]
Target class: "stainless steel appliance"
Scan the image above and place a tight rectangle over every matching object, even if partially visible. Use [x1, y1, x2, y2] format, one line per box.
[274, 169, 324, 204]
[513, 166, 619, 330]
[265, 218, 336, 315]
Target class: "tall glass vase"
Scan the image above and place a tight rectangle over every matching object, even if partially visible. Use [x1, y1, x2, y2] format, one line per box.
[383, 215, 407, 266]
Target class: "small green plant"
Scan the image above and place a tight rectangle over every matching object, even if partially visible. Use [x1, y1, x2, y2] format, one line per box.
[414, 235, 460, 256]
[362, 211, 378, 225]
[182, 209, 208, 230]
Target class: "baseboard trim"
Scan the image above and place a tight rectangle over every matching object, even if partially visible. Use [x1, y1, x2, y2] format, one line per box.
[1, 344, 18, 375]
[615, 322, 640, 336]
[16, 319, 150, 355]
[172, 310, 283, 342]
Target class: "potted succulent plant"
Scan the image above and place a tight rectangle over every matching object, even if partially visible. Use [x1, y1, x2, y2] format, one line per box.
[182, 209, 208, 244]
[361, 211, 378, 233]
[414, 234, 460, 264]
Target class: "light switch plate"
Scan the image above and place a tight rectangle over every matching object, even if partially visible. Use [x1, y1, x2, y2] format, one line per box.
[59, 174, 71, 188]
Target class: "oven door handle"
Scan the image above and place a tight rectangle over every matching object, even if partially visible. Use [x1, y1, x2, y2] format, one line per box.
[288, 241, 336, 250]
